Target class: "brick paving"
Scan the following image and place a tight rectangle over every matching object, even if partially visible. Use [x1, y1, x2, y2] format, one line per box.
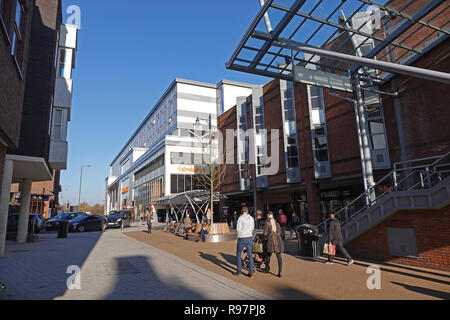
[127, 229, 450, 300]
[0, 224, 271, 300]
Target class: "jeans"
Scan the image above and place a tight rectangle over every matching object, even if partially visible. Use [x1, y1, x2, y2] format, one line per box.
[328, 241, 352, 263]
[236, 237, 254, 274]
[289, 226, 297, 239]
[184, 228, 191, 240]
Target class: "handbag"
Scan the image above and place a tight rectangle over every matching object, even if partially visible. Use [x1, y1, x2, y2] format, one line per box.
[323, 243, 336, 256]
[253, 241, 264, 254]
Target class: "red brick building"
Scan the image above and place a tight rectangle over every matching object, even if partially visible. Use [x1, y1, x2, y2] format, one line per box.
[0, 0, 78, 255]
[219, 2, 450, 270]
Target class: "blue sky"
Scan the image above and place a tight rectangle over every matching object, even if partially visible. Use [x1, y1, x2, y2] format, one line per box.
[60, 0, 269, 206]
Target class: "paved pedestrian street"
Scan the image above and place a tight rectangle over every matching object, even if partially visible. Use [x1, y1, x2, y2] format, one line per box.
[0, 225, 270, 300]
[1, 224, 449, 300]
[126, 229, 450, 300]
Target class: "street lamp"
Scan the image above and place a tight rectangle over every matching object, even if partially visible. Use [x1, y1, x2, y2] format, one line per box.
[78, 165, 91, 206]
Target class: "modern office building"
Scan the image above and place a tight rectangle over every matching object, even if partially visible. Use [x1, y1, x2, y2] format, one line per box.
[105, 79, 254, 221]
[0, 0, 78, 255]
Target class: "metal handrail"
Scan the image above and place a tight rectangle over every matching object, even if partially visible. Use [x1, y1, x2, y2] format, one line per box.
[318, 152, 450, 235]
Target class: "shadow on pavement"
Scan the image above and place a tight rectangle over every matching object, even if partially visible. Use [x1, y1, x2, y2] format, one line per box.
[199, 251, 236, 274]
[391, 282, 450, 300]
[102, 256, 205, 300]
[354, 261, 450, 286]
[198, 251, 317, 300]
[0, 230, 104, 300]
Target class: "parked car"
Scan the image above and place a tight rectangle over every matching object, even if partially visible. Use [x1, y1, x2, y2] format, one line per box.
[69, 214, 107, 233]
[45, 212, 83, 231]
[7, 214, 44, 234]
[106, 211, 132, 228]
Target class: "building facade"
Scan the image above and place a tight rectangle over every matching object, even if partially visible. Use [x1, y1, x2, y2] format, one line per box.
[0, 0, 78, 256]
[105, 79, 254, 221]
[219, 34, 449, 228]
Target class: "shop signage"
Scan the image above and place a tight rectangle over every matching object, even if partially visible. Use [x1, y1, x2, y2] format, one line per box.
[122, 187, 129, 194]
[320, 190, 352, 199]
[177, 167, 207, 174]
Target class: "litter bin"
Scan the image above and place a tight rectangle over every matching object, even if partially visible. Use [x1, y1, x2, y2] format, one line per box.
[58, 221, 69, 238]
[297, 224, 321, 258]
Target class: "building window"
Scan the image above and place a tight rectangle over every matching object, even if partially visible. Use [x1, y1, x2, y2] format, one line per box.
[308, 86, 331, 179]
[57, 48, 70, 78]
[11, 1, 25, 65]
[52, 109, 63, 140]
[280, 80, 301, 183]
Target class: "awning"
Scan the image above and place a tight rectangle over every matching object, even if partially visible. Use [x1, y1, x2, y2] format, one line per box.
[6, 154, 53, 184]
[155, 190, 227, 207]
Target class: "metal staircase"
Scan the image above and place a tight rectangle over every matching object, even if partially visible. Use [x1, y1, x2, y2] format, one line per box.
[318, 153, 450, 245]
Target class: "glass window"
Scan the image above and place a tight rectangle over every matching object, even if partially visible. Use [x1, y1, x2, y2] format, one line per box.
[171, 175, 177, 194]
[288, 158, 299, 168]
[52, 109, 63, 140]
[369, 119, 385, 135]
[371, 134, 387, 150]
[311, 109, 325, 127]
[177, 175, 185, 193]
[185, 175, 192, 192]
[315, 149, 329, 162]
[0, 0, 4, 18]
[11, 1, 24, 58]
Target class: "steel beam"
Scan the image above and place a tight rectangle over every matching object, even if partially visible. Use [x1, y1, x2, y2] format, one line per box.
[250, 0, 307, 69]
[226, 0, 274, 69]
[253, 31, 450, 85]
[350, 0, 446, 74]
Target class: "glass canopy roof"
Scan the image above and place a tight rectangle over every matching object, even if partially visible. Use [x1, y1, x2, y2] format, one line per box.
[227, 0, 449, 84]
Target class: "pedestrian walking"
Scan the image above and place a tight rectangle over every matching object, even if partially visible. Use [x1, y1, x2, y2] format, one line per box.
[277, 209, 287, 241]
[263, 212, 284, 278]
[206, 208, 213, 225]
[234, 207, 255, 278]
[232, 210, 238, 230]
[256, 209, 265, 229]
[327, 213, 354, 266]
[183, 213, 192, 240]
[147, 206, 153, 234]
[289, 211, 301, 240]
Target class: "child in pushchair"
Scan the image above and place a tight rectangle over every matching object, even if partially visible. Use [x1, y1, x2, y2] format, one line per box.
[241, 233, 268, 271]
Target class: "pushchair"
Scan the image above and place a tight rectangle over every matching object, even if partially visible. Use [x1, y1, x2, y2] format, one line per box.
[241, 233, 268, 271]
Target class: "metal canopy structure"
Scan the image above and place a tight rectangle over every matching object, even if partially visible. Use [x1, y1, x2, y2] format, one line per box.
[227, 0, 450, 86]
[155, 190, 227, 223]
[226, 0, 449, 200]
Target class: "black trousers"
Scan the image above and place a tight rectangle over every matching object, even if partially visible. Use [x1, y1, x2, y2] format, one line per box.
[265, 253, 283, 275]
[328, 241, 352, 263]
[280, 225, 286, 240]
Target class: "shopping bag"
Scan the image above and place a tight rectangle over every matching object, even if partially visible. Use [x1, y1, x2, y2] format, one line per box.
[323, 243, 336, 256]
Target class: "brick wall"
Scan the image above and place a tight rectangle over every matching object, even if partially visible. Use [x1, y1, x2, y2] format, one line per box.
[0, 0, 34, 148]
[218, 106, 240, 195]
[383, 41, 450, 163]
[347, 205, 450, 271]
[12, 0, 61, 160]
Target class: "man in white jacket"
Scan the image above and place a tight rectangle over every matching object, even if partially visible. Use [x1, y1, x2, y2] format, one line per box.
[234, 207, 255, 278]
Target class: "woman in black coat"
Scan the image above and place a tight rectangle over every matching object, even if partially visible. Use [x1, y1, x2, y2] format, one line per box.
[263, 212, 284, 278]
